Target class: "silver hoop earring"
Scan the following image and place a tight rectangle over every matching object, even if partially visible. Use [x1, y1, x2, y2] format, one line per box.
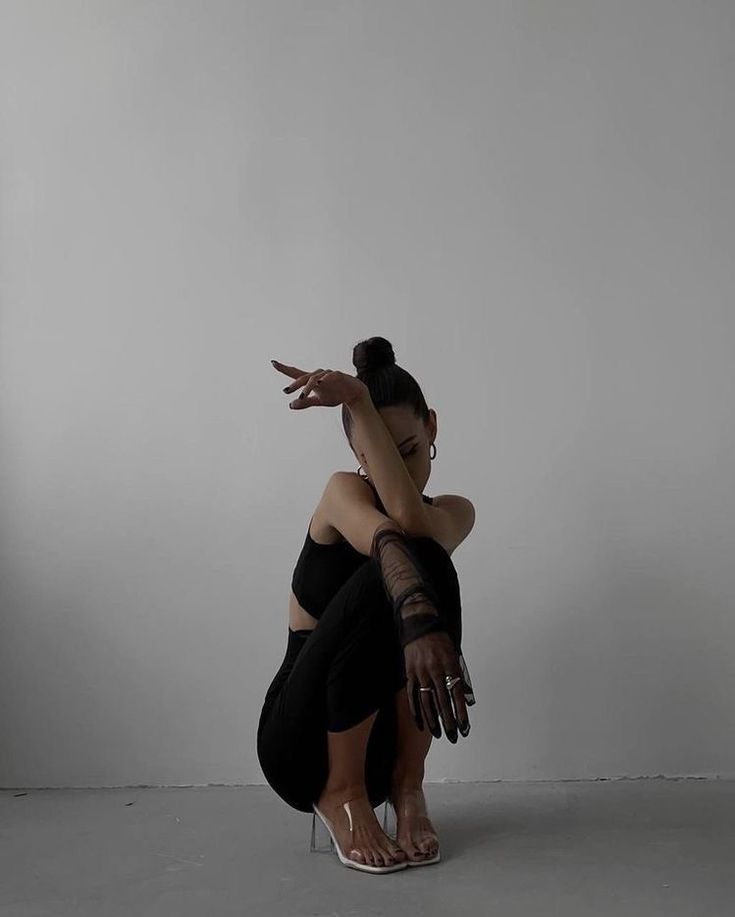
[357, 465, 369, 482]
[430, 442, 437, 460]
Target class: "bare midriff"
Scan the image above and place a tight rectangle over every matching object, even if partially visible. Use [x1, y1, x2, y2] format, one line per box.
[288, 589, 319, 632]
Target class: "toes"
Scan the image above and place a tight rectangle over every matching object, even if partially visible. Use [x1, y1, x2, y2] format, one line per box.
[400, 841, 422, 861]
[352, 845, 401, 867]
[407, 838, 431, 859]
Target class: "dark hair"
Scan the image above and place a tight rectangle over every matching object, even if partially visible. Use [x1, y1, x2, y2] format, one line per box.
[341, 336, 430, 445]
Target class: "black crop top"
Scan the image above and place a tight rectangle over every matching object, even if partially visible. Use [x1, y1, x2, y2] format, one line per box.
[291, 483, 433, 621]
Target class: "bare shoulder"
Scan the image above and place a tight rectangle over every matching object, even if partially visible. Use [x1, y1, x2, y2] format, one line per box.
[330, 470, 379, 500]
[432, 493, 475, 518]
[334, 470, 368, 483]
[328, 470, 373, 497]
[416, 493, 476, 555]
[310, 471, 373, 543]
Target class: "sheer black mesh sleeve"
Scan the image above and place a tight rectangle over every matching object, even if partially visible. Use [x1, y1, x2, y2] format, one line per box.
[369, 523, 449, 644]
[370, 522, 476, 706]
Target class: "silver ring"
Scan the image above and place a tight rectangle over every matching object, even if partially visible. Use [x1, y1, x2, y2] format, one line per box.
[445, 675, 462, 690]
[418, 686, 434, 693]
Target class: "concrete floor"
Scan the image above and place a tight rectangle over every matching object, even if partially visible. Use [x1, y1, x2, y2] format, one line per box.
[1, 779, 733, 916]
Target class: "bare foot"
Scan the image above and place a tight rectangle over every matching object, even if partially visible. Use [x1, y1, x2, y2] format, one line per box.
[316, 786, 407, 868]
[389, 782, 440, 861]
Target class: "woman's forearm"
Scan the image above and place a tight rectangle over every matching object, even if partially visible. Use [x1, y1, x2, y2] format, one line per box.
[346, 393, 424, 528]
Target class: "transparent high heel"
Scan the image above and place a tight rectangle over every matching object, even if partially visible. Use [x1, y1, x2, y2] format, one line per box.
[310, 800, 394, 852]
[310, 799, 408, 874]
[385, 790, 441, 867]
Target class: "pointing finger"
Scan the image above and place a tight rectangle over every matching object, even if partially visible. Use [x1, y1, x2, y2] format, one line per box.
[271, 359, 308, 380]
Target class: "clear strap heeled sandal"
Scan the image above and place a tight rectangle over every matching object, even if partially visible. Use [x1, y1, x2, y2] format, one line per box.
[383, 791, 441, 866]
[310, 797, 440, 869]
[310, 799, 408, 873]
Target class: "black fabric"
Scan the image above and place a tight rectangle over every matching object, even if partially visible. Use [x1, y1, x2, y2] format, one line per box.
[290, 486, 433, 621]
[368, 523, 449, 649]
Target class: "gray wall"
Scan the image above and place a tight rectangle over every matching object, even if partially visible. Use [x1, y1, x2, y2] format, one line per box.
[1, 1, 733, 788]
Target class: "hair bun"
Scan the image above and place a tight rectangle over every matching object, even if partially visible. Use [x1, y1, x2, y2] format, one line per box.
[352, 336, 396, 374]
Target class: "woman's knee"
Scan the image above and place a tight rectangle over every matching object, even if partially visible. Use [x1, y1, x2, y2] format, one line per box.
[364, 535, 459, 606]
[368, 533, 457, 576]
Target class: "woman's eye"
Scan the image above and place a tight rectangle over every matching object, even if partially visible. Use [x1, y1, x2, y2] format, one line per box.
[402, 447, 418, 459]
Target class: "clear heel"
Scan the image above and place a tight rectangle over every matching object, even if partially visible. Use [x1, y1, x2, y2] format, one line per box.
[310, 805, 335, 853]
[382, 798, 394, 834]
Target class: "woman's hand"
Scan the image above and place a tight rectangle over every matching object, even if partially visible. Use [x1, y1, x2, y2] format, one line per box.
[271, 359, 368, 409]
[402, 629, 472, 743]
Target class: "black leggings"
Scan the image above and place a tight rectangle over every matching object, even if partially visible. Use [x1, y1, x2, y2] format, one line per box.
[256, 536, 463, 814]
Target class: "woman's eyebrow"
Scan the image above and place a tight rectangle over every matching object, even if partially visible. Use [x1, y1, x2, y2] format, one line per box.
[398, 436, 416, 448]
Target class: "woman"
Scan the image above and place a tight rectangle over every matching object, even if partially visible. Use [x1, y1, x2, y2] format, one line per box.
[257, 336, 476, 874]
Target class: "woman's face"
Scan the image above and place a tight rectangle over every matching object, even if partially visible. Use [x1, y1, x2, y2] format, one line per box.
[350, 404, 437, 493]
